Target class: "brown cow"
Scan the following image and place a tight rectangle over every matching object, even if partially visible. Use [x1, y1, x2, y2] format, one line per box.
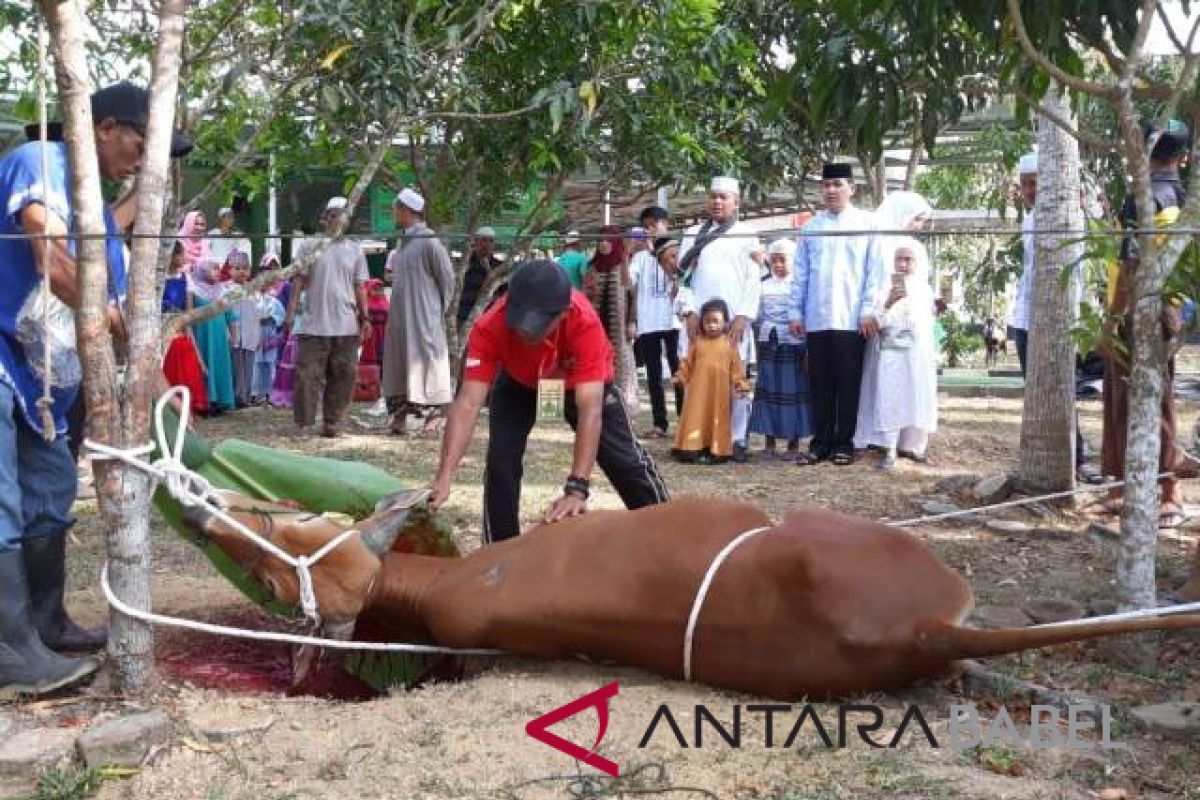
[180, 492, 1200, 700]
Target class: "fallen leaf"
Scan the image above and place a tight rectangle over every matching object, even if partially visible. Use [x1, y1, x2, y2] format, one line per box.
[1089, 788, 1133, 800]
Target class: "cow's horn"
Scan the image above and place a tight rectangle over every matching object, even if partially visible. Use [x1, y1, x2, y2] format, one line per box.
[358, 488, 431, 557]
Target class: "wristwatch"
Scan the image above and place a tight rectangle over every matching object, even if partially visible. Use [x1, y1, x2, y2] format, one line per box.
[564, 475, 590, 500]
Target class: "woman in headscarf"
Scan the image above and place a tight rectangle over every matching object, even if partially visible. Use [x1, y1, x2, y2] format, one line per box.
[853, 236, 938, 470]
[176, 210, 211, 273]
[187, 257, 236, 414]
[584, 225, 638, 411]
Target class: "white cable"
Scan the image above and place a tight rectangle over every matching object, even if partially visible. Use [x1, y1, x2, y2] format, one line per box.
[682, 526, 771, 682]
[86, 387, 360, 624]
[884, 471, 1178, 527]
[34, 18, 55, 441]
[99, 562, 500, 655]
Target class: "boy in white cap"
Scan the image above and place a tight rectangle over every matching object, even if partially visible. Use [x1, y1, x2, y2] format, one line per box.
[283, 195, 371, 438]
[677, 175, 761, 462]
[382, 187, 455, 436]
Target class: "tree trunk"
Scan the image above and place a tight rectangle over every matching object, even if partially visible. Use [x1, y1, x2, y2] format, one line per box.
[43, 0, 188, 694]
[1113, 92, 1169, 610]
[904, 101, 924, 191]
[1017, 86, 1080, 491]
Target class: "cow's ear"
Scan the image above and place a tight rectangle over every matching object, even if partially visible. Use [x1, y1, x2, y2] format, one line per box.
[359, 488, 431, 556]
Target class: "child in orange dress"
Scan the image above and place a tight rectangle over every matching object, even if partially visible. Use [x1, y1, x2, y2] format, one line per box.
[671, 298, 750, 464]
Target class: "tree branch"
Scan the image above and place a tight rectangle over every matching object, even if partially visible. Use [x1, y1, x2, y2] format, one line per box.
[1154, 2, 1188, 54]
[1005, 0, 1114, 98]
[167, 109, 409, 335]
[179, 67, 313, 217]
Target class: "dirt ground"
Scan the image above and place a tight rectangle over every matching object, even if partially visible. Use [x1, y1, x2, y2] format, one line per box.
[20, 356, 1200, 799]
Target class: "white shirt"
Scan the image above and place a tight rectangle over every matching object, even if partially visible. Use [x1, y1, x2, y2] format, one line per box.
[629, 250, 678, 334]
[679, 219, 761, 361]
[208, 226, 252, 267]
[1010, 212, 1035, 331]
[789, 206, 881, 333]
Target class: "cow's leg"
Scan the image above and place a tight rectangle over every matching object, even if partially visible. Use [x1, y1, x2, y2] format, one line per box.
[565, 382, 669, 509]
[481, 372, 536, 544]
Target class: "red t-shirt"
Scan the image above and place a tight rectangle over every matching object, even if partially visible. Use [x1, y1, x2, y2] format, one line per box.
[463, 290, 614, 389]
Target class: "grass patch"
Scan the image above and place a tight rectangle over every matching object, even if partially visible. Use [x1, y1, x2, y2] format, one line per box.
[16, 767, 105, 800]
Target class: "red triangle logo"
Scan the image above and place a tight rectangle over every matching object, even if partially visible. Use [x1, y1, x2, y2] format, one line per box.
[525, 681, 620, 777]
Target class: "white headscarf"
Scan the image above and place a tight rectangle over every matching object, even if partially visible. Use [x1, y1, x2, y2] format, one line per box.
[884, 235, 933, 327]
[874, 191, 933, 232]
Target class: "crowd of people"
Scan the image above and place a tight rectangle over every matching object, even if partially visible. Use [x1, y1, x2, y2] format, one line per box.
[540, 167, 940, 473]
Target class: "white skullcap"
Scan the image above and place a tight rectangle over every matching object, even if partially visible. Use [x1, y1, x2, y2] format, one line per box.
[711, 175, 739, 194]
[394, 187, 425, 213]
[475, 226, 496, 238]
[768, 238, 796, 258]
[1017, 153, 1038, 175]
[563, 230, 580, 244]
[218, 206, 233, 218]
[325, 196, 348, 211]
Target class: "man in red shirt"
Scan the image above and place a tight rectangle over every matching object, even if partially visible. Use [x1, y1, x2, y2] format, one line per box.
[429, 260, 669, 542]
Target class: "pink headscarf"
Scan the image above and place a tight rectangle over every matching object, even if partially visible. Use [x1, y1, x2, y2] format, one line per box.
[177, 211, 210, 270]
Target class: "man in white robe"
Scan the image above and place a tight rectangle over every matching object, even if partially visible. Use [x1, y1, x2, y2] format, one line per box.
[678, 175, 761, 462]
[788, 162, 882, 465]
[207, 206, 251, 268]
[382, 188, 456, 436]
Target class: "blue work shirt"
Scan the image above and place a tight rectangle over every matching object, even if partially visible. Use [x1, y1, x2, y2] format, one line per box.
[0, 141, 127, 437]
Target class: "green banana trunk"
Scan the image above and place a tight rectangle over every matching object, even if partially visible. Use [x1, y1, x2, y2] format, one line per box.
[149, 408, 458, 691]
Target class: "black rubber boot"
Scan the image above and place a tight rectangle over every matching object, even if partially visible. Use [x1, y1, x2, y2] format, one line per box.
[21, 533, 108, 653]
[0, 549, 98, 699]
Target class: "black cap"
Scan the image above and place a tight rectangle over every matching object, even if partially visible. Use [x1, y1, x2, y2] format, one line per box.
[1142, 118, 1191, 160]
[25, 81, 194, 157]
[504, 259, 572, 338]
[822, 162, 853, 180]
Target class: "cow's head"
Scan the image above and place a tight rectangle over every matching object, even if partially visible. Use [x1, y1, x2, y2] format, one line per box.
[180, 488, 429, 631]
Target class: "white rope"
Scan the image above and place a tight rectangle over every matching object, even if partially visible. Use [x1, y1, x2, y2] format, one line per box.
[83, 386, 503, 656]
[682, 525, 771, 682]
[98, 562, 500, 655]
[83, 390, 365, 625]
[885, 471, 1178, 527]
[34, 17, 55, 442]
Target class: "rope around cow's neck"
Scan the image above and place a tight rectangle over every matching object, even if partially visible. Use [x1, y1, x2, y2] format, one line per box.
[83, 387, 500, 656]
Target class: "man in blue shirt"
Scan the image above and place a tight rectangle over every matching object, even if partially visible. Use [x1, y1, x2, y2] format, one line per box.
[0, 81, 188, 697]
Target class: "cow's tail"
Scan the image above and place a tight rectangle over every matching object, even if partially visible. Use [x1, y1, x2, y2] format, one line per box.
[917, 612, 1200, 662]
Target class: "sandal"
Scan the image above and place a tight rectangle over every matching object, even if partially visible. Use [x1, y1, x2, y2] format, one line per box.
[1160, 505, 1185, 529]
[897, 449, 928, 464]
[831, 451, 854, 466]
[793, 451, 820, 466]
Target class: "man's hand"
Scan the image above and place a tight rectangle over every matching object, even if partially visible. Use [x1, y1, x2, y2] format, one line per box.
[543, 492, 587, 523]
[685, 312, 699, 340]
[626, 322, 638, 342]
[788, 320, 805, 338]
[859, 316, 880, 339]
[428, 475, 453, 509]
[884, 287, 906, 309]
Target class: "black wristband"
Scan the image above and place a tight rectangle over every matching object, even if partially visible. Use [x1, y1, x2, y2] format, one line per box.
[564, 475, 590, 499]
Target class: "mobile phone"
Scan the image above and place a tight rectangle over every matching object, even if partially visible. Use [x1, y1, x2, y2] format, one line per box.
[892, 273, 905, 289]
